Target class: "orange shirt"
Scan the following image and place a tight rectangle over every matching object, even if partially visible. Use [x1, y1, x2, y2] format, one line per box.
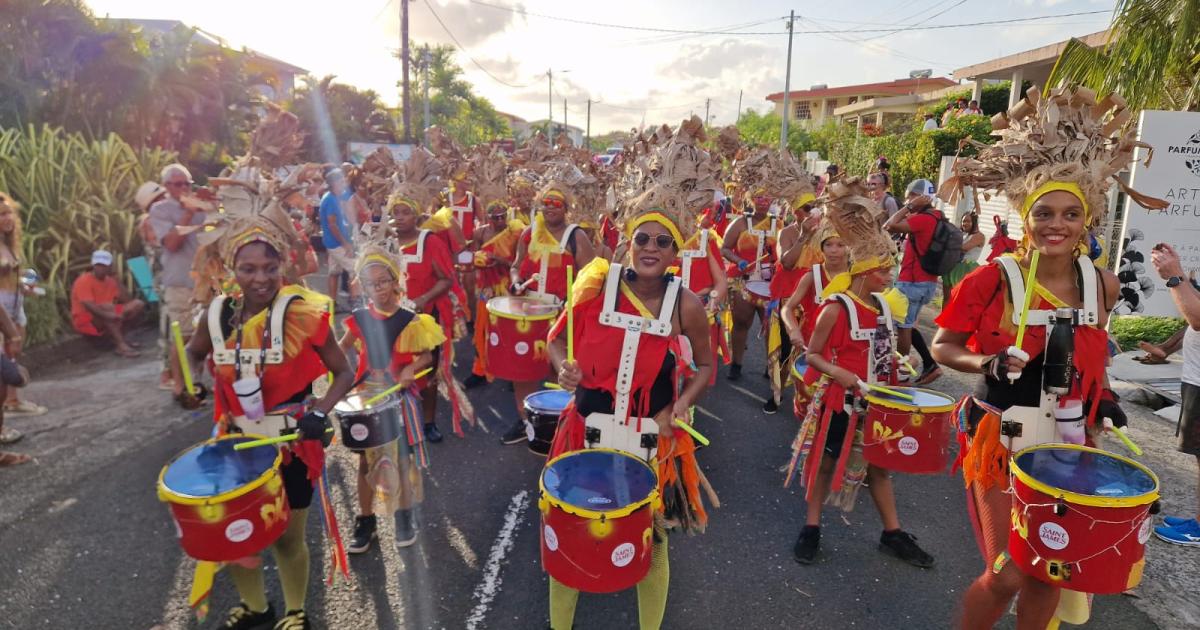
[71, 272, 120, 331]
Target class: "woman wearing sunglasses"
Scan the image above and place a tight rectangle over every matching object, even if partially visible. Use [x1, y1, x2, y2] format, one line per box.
[544, 141, 717, 629]
[464, 196, 526, 388]
[764, 183, 819, 415]
[720, 185, 779, 382]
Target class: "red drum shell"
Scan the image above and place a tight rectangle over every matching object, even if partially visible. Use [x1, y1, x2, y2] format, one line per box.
[486, 296, 557, 382]
[862, 387, 953, 474]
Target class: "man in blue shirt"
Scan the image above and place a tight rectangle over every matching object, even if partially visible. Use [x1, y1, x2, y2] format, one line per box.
[319, 166, 359, 305]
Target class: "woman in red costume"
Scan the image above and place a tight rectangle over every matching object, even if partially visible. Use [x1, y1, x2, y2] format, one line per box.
[719, 188, 778, 381]
[544, 132, 717, 628]
[387, 184, 475, 443]
[672, 197, 729, 386]
[187, 209, 355, 630]
[781, 224, 848, 419]
[783, 178, 934, 570]
[464, 197, 526, 388]
[764, 183, 819, 414]
[930, 86, 1158, 629]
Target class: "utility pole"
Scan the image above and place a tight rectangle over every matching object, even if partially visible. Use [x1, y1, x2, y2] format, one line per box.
[546, 69, 553, 137]
[737, 89, 743, 123]
[401, 0, 411, 142]
[704, 98, 711, 127]
[779, 10, 795, 153]
[421, 50, 431, 144]
[586, 99, 591, 148]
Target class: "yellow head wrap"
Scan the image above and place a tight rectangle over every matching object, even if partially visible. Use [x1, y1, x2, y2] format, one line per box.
[1020, 180, 1089, 221]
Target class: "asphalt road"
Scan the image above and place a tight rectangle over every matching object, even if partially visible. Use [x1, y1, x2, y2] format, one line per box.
[0, 319, 1182, 629]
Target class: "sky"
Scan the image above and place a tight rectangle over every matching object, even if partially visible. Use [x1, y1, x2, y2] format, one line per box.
[84, 0, 1118, 135]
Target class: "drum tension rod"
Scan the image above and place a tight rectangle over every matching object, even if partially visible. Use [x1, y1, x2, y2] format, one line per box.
[585, 427, 602, 446]
[640, 434, 658, 450]
[1053, 499, 1068, 517]
[1000, 421, 1023, 438]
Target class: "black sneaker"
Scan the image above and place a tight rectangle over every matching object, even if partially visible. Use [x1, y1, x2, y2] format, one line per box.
[793, 526, 820, 564]
[221, 603, 275, 630]
[879, 529, 936, 568]
[424, 423, 443, 443]
[463, 373, 488, 390]
[726, 363, 743, 381]
[347, 515, 377, 554]
[273, 610, 310, 630]
[501, 420, 529, 445]
[762, 398, 779, 414]
[394, 509, 418, 549]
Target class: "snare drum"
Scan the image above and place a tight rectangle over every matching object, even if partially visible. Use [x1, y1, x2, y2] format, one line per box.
[455, 250, 475, 271]
[157, 434, 290, 562]
[1009, 444, 1160, 594]
[745, 280, 771, 306]
[539, 448, 660, 593]
[486, 296, 559, 382]
[790, 355, 808, 382]
[334, 383, 404, 450]
[525, 389, 571, 456]
[862, 387, 954, 474]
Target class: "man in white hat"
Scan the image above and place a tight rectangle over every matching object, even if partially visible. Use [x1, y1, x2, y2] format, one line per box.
[147, 164, 207, 395]
[70, 250, 145, 357]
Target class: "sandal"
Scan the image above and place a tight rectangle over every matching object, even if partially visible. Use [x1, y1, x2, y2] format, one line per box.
[0, 451, 31, 467]
[4, 399, 47, 416]
[0, 428, 22, 445]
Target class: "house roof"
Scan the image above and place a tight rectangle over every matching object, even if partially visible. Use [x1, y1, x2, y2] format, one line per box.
[953, 30, 1109, 81]
[105, 18, 308, 75]
[765, 77, 956, 102]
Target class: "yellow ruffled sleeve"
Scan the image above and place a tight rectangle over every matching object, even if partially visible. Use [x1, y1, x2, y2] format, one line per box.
[421, 206, 455, 232]
[394, 313, 447, 354]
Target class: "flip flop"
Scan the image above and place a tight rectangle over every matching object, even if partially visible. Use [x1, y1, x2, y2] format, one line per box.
[3, 400, 47, 416]
[0, 451, 31, 467]
[0, 428, 23, 445]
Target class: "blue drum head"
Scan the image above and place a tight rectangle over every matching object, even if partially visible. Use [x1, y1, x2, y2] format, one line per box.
[543, 450, 656, 512]
[1017, 447, 1157, 499]
[163, 436, 277, 499]
[525, 389, 571, 415]
[792, 355, 807, 372]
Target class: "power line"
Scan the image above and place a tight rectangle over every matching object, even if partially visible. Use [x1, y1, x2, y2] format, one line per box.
[420, 0, 543, 89]
[860, 0, 968, 43]
[465, 1, 1109, 36]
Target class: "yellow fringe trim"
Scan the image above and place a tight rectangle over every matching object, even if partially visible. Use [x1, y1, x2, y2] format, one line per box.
[395, 313, 447, 354]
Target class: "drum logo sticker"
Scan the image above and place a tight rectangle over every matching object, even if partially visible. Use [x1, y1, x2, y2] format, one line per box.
[1138, 518, 1152, 544]
[350, 423, 370, 442]
[226, 518, 255, 543]
[611, 542, 636, 567]
[587, 496, 613, 505]
[1038, 522, 1070, 550]
[544, 524, 559, 551]
[897, 436, 919, 456]
[515, 341, 530, 355]
[489, 332, 499, 346]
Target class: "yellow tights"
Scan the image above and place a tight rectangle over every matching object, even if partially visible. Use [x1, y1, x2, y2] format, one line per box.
[549, 537, 670, 630]
[228, 508, 310, 613]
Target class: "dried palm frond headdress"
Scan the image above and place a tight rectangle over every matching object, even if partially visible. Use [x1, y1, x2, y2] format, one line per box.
[820, 175, 895, 275]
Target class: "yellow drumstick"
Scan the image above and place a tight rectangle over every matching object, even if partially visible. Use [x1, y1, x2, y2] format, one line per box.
[566, 265, 575, 363]
[1103, 419, 1143, 456]
[362, 367, 434, 407]
[326, 301, 335, 385]
[1014, 251, 1040, 348]
[893, 351, 919, 377]
[234, 427, 334, 450]
[673, 418, 710, 446]
[170, 321, 196, 396]
[863, 382, 916, 401]
[543, 381, 563, 390]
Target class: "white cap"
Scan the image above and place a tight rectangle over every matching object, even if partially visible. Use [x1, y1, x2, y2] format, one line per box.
[905, 179, 936, 196]
[135, 181, 166, 211]
[91, 250, 113, 266]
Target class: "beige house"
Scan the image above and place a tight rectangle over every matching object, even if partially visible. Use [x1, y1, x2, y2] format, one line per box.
[953, 31, 1110, 107]
[766, 77, 956, 130]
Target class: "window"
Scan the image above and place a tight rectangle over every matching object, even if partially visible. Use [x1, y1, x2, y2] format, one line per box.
[794, 101, 811, 120]
[825, 99, 838, 115]
[847, 96, 859, 105]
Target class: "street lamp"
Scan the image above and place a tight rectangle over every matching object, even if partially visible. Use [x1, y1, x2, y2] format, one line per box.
[547, 68, 569, 137]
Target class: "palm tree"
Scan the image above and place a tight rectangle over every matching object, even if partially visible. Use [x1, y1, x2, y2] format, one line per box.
[1048, 0, 1200, 112]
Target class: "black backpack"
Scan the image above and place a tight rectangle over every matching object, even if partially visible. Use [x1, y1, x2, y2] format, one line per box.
[914, 210, 964, 276]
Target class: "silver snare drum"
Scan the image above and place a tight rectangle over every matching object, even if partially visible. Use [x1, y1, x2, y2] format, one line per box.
[334, 383, 404, 450]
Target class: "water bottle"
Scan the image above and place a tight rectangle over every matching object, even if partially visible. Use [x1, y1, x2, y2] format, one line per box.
[20, 269, 45, 296]
[1054, 398, 1086, 445]
[1043, 307, 1074, 395]
[872, 315, 893, 382]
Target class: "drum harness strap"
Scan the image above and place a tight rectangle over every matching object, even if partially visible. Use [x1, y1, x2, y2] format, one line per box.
[530, 223, 578, 304]
[598, 263, 681, 429]
[811, 264, 826, 305]
[826, 291, 895, 388]
[450, 192, 475, 231]
[395, 230, 430, 310]
[746, 214, 779, 282]
[678, 229, 709, 290]
[208, 293, 300, 368]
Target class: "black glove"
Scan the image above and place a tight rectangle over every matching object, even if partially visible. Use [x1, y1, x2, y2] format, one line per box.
[1096, 394, 1128, 429]
[298, 411, 333, 447]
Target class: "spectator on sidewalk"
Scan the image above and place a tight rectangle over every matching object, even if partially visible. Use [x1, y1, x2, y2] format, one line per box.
[71, 250, 144, 357]
[0, 301, 30, 466]
[148, 164, 207, 399]
[963, 99, 983, 116]
[319, 166, 360, 307]
[941, 98, 966, 126]
[1150, 243, 1200, 545]
[0, 193, 45, 416]
[921, 113, 938, 131]
[883, 179, 943, 385]
[867, 172, 898, 219]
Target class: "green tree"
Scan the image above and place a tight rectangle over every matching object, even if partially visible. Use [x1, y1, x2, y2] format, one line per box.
[407, 43, 509, 147]
[734, 110, 812, 155]
[1048, 0, 1200, 112]
[288, 75, 399, 163]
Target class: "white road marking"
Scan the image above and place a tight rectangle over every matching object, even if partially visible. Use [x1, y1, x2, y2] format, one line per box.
[729, 384, 768, 404]
[443, 516, 480, 570]
[464, 490, 530, 630]
[695, 406, 723, 422]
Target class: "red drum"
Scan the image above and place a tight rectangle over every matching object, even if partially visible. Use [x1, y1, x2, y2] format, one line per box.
[539, 448, 660, 593]
[862, 387, 954, 474]
[744, 280, 771, 307]
[157, 434, 290, 562]
[486, 296, 558, 382]
[1009, 444, 1160, 594]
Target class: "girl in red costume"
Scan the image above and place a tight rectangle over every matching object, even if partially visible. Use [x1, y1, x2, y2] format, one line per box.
[781, 225, 848, 419]
[545, 141, 717, 629]
[930, 86, 1158, 629]
[783, 179, 934, 570]
[765, 185, 819, 414]
[187, 210, 356, 630]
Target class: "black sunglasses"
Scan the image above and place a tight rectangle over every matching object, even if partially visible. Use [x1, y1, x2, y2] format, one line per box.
[633, 232, 674, 249]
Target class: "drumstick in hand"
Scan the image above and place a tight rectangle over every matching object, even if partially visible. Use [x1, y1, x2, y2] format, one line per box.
[1011, 251, 1040, 382]
[362, 367, 434, 407]
[566, 265, 575, 364]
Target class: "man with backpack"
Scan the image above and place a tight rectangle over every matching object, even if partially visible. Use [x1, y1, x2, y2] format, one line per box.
[883, 179, 963, 385]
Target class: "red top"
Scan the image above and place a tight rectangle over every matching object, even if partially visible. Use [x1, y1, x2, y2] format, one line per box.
[549, 282, 671, 419]
[70, 272, 120, 331]
[698, 205, 730, 237]
[518, 228, 575, 301]
[450, 193, 481, 241]
[599, 215, 620, 252]
[725, 215, 777, 277]
[675, 229, 722, 293]
[400, 232, 458, 319]
[797, 265, 830, 341]
[812, 294, 875, 381]
[899, 209, 941, 283]
[770, 259, 806, 301]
